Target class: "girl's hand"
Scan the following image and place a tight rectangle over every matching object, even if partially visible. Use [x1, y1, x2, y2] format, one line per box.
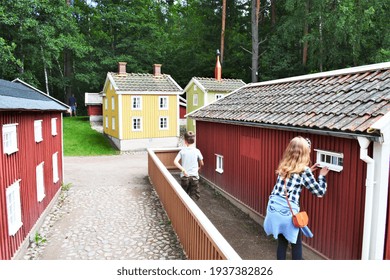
[310, 163, 320, 172]
[320, 166, 330, 176]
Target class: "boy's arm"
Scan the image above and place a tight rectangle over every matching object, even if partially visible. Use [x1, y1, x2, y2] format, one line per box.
[198, 159, 204, 171]
[174, 153, 188, 176]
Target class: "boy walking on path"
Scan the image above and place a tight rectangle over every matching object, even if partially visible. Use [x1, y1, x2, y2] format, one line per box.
[174, 131, 204, 200]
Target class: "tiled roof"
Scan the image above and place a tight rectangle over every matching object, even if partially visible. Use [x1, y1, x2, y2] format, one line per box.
[0, 79, 69, 111]
[192, 77, 246, 93]
[189, 63, 390, 136]
[109, 72, 182, 93]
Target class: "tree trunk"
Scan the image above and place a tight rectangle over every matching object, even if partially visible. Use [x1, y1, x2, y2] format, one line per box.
[41, 46, 50, 95]
[220, 0, 226, 65]
[302, 0, 309, 67]
[271, 0, 276, 26]
[64, 0, 72, 103]
[251, 0, 260, 82]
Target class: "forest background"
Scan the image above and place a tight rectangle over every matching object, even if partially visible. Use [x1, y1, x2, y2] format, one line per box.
[0, 0, 389, 115]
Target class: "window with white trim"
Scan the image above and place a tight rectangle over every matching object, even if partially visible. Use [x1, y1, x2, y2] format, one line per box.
[51, 118, 57, 136]
[132, 117, 142, 131]
[193, 94, 198, 106]
[159, 117, 168, 130]
[104, 98, 108, 110]
[36, 162, 45, 202]
[2, 123, 18, 155]
[159, 96, 168, 110]
[315, 149, 343, 172]
[111, 96, 115, 110]
[52, 152, 59, 183]
[215, 154, 224, 174]
[112, 117, 116, 130]
[105, 116, 108, 128]
[6, 180, 23, 236]
[34, 120, 43, 142]
[132, 96, 142, 110]
[215, 94, 223, 100]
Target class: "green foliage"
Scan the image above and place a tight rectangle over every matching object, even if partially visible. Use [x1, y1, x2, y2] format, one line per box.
[63, 116, 118, 156]
[34, 232, 46, 246]
[0, 0, 389, 98]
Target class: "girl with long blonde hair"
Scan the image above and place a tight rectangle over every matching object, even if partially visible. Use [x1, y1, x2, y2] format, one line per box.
[263, 136, 329, 260]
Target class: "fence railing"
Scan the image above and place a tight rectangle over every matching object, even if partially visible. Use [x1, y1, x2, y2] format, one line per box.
[147, 148, 241, 260]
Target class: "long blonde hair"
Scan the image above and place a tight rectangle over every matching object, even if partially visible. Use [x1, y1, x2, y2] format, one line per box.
[276, 136, 311, 180]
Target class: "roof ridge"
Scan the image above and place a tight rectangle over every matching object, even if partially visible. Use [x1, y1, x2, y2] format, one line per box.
[245, 62, 390, 89]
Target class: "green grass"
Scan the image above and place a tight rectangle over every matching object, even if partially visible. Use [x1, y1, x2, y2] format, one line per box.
[63, 116, 118, 156]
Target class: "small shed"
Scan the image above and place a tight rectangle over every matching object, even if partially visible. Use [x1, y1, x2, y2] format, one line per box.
[0, 78, 69, 260]
[188, 62, 390, 260]
[85, 92, 103, 121]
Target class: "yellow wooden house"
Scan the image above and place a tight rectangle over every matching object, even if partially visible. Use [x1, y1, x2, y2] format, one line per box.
[102, 62, 183, 151]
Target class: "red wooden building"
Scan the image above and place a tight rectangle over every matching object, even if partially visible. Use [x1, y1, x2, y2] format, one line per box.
[0, 78, 69, 260]
[188, 62, 390, 260]
[85, 92, 103, 121]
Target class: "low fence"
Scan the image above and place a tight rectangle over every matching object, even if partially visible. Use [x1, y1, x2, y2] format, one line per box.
[147, 148, 241, 260]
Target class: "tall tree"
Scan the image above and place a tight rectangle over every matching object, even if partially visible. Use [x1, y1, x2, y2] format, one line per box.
[251, 0, 260, 82]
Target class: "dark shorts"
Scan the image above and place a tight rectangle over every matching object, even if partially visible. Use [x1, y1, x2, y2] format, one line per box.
[180, 176, 200, 200]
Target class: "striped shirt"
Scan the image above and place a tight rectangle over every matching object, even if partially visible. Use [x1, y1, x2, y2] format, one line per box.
[270, 166, 327, 205]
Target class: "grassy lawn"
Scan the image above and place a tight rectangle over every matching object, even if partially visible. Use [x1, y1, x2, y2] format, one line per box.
[63, 116, 118, 156]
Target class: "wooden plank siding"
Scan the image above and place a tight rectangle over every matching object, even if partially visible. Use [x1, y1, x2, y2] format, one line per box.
[0, 111, 64, 260]
[121, 94, 179, 139]
[196, 120, 369, 260]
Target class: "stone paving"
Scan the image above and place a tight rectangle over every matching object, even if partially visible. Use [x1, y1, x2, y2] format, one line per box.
[23, 153, 186, 260]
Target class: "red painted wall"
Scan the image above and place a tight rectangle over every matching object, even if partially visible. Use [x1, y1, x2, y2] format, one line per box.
[0, 111, 64, 260]
[180, 105, 186, 119]
[196, 120, 369, 260]
[87, 105, 102, 116]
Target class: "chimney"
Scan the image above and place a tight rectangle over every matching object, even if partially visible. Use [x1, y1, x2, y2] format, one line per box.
[118, 62, 127, 75]
[153, 64, 162, 76]
[214, 50, 222, 81]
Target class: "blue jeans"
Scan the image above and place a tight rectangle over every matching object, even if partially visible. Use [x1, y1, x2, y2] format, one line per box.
[277, 231, 302, 260]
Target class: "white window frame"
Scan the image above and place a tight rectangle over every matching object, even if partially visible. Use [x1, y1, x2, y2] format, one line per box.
[193, 94, 198, 106]
[315, 149, 344, 172]
[111, 96, 115, 110]
[132, 117, 142, 131]
[104, 98, 108, 110]
[112, 117, 116, 130]
[194, 85, 198, 91]
[159, 117, 168, 130]
[2, 123, 18, 155]
[36, 162, 45, 202]
[132, 96, 142, 110]
[105, 116, 108, 128]
[52, 152, 59, 183]
[159, 96, 168, 110]
[215, 94, 223, 100]
[6, 180, 23, 236]
[51, 118, 57, 136]
[215, 154, 224, 174]
[34, 120, 43, 143]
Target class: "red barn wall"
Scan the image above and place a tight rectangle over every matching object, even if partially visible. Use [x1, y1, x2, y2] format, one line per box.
[180, 105, 186, 119]
[196, 120, 369, 260]
[0, 111, 64, 260]
[87, 105, 102, 116]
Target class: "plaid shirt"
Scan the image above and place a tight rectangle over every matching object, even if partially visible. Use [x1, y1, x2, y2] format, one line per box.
[271, 167, 327, 205]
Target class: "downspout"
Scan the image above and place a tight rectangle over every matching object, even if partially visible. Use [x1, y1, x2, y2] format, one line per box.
[357, 136, 375, 260]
